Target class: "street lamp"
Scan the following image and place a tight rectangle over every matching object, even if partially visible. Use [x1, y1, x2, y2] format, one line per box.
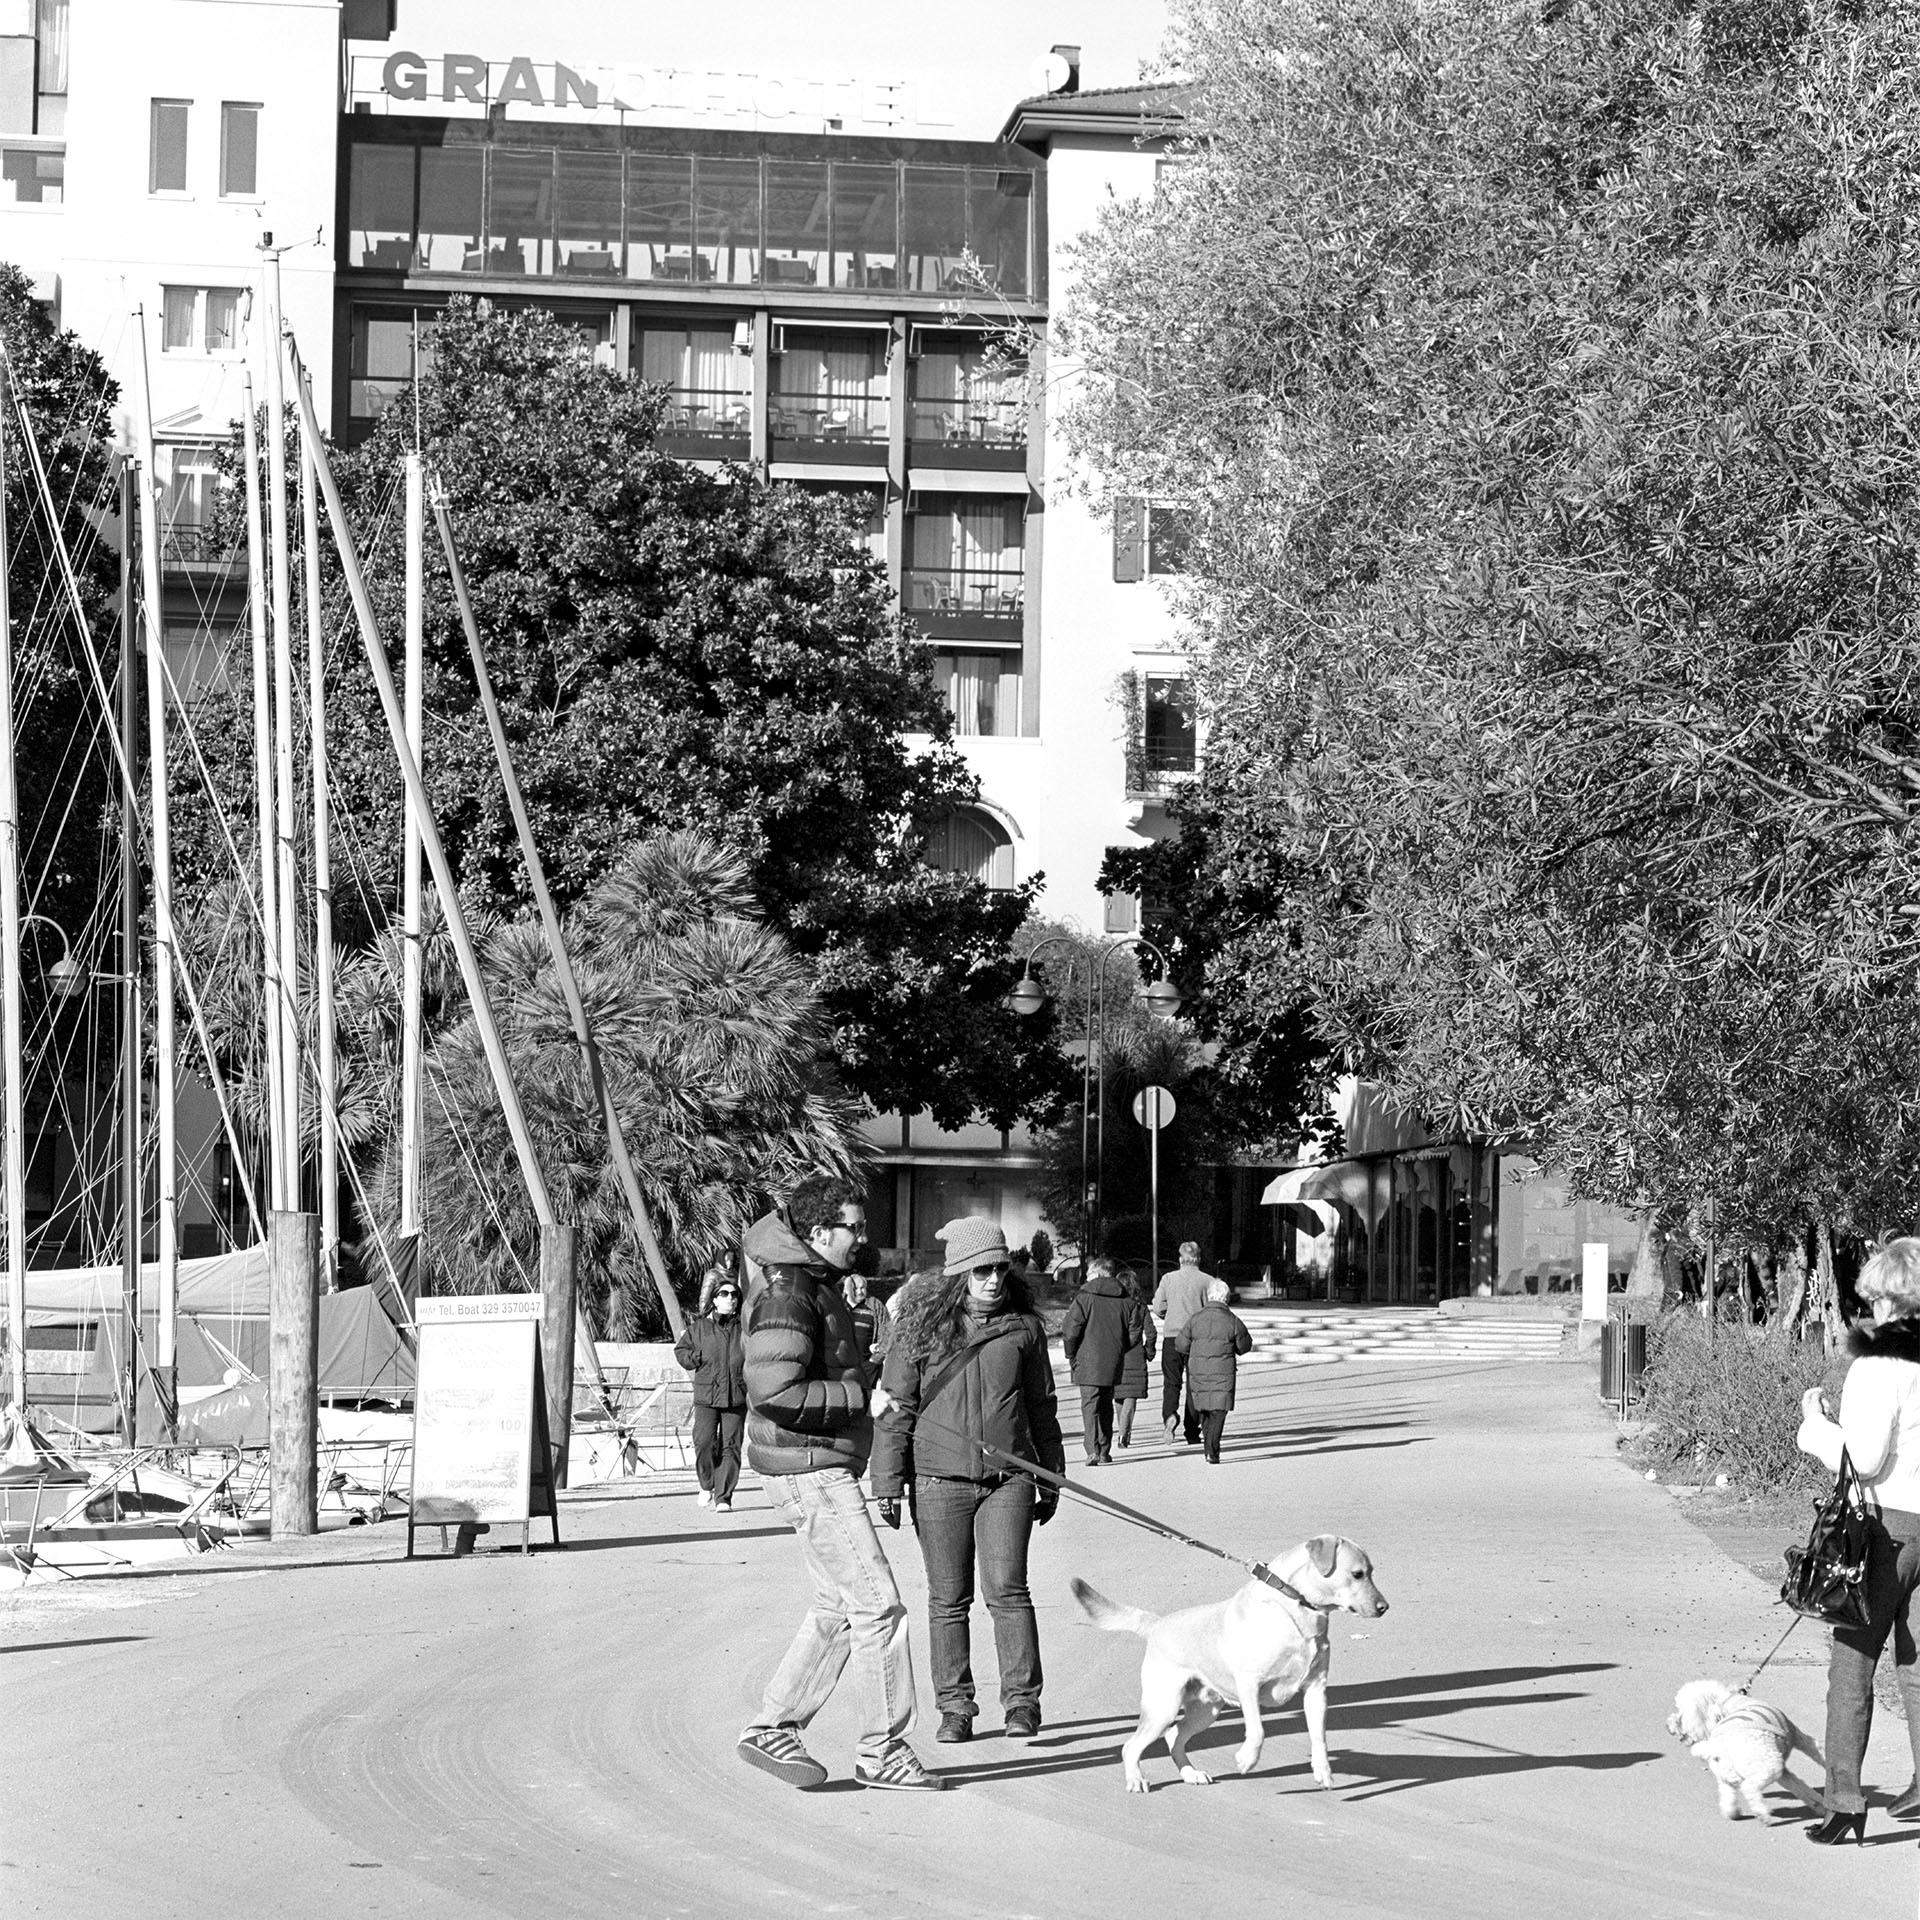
[1007, 929, 1183, 1253]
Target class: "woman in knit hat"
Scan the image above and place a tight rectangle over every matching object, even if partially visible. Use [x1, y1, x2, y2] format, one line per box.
[868, 1216, 1067, 1746]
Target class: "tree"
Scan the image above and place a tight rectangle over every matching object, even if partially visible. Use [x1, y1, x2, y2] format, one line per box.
[1060, 0, 1920, 1251]
[354, 833, 870, 1334]
[177, 298, 1068, 1134]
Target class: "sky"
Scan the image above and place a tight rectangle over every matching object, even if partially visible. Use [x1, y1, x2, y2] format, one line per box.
[353, 0, 1176, 142]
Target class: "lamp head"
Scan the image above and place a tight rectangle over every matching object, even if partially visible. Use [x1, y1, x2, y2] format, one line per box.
[47, 954, 86, 1000]
[1008, 972, 1047, 1018]
[1140, 977, 1183, 1021]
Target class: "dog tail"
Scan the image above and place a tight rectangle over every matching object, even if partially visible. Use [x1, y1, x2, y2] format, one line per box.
[1070, 1576, 1159, 1638]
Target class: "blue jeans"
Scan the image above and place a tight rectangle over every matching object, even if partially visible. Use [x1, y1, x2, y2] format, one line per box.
[1824, 1504, 1920, 1812]
[915, 1474, 1041, 1720]
[748, 1468, 917, 1768]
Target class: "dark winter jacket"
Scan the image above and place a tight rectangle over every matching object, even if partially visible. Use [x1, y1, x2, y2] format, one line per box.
[870, 1303, 1066, 1496]
[1061, 1271, 1136, 1387]
[674, 1312, 747, 1410]
[1175, 1303, 1253, 1411]
[1116, 1298, 1157, 1401]
[740, 1211, 872, 1477]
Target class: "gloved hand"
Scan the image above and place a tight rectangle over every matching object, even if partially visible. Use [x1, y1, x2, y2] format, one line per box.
[878, 1497, 902, 1530]
[1034, 1489, 1059, 1527]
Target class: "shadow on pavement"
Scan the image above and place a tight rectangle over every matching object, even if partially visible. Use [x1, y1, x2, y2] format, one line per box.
[1304, 1745, 1664, 1799]
[553, 1526, 791, 1552]
[1330, 1662, 1616, 1704]
[0, 1634, 149, 1654]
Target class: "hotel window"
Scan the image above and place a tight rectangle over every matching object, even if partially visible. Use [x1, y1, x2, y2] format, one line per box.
[149, 98, 188, 194]
[0, 145, 61, 205]
[772, 327, 887, 444]
[219, 102, 259, 197]
[934, 650, 1021, 738]
[626, 153, 693, 281]
[489, 147, 555, 275]
[348, 307, 433, 419]
[910, 334, 1026, 448]
[694, 156, 760, 286]
[923, 808, 1015, 890]
[349, 143, 415, 269]
[638, 325, 751, 441]
[160, 445, 225, 564]
[1142, 675, 1198, 781]
[417, 145, 483, 273]
[908, 495, 1024, 625]
[831, 163, 898, 290]
[1147, 506, 1193, 575]
[161, 621, 235, 703]
[1113, 499, 1193, 582]
[161, 286, 243, 354]
[764, 161, 829, 288]
[556, 149, 622, 276]
[903, 167, 1031, 300]
[35, 0, 67, 138]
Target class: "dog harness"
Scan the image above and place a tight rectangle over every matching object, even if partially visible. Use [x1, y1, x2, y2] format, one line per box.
[1714, 1697, 1795, 1743]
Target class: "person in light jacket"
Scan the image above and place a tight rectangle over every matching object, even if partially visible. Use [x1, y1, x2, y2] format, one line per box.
[1061, 1256, 1144, 1466]
[1153, 1241, 1218, 1445]
[1797, 1237, 1920, 1843]
[1175, 1279, 1252, 1465]
[674, 1267, 748, 1511]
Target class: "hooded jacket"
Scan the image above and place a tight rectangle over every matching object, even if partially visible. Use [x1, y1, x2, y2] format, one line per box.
[740, 1210, 871, 1477]
[674, 1311, 746, 1410]
[1062, 1270, 1146, 1388]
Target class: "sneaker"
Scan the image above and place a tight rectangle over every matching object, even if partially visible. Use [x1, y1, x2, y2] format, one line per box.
[712, 1499, 733, 1513]
[936, 1712, 973, 1745]
[854, 1745, 946, 1791]
[737, 1726, 828, 1789]
[1004, 1706, 1041, 1741]
[696, 1489, 713, 1508]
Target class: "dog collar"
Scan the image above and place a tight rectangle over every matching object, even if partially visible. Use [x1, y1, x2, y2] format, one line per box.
[1251, 1562, 1325, 1609]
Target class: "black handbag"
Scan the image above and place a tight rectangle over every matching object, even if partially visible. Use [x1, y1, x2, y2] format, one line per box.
[1781, 1448, 1873, 1631]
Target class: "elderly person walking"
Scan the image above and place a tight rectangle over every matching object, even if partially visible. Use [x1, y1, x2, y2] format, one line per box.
[674, 1267, 748, 1512]
[1176, 1279, 1253, 1466]
[1796, 1236, 1920, 1843]
[1062, 1256, 1149, 1465]
[1111, 1265, 1156, 1450]
[1153, 1241, 1218, 1446]
[872, 1217, 1066, 1746]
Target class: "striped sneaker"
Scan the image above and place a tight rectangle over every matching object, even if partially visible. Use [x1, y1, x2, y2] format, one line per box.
[854, 1745, 946, 1792]
[736, 1725, 828, 1788]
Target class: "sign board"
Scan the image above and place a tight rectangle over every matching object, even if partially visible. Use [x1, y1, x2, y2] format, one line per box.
[1133, 1085, 1177, 1132]
[1581, 1242, 1610, 1323]
[408, 1294, 560, 1556]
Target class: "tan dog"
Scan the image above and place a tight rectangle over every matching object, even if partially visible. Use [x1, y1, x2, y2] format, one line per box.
[1666, 1679, 1825, 1821]
[1073, 1535, 1388, 1793]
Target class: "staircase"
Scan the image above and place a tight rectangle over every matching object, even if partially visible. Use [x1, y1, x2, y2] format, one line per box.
[1234, 1306, 1570, 1367]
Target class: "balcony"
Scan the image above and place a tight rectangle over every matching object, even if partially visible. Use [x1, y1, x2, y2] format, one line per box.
[907, 563, 1024, 642]
[769, 393, 888, 467]
[906, 397, 1026, 472]
[654, 387, 751, 462]
[162, 523, 238, 575]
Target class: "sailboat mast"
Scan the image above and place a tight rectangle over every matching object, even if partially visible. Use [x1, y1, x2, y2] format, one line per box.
[300, 388, 337, 1283]
[260, 245, 303, 1204]
[133, 320, 177, 1435]
[0, 363, 26, 1419]
[399, 451, 424, 1238]
[241, 385, 284, 1212]
[118, 460, 141, 1436]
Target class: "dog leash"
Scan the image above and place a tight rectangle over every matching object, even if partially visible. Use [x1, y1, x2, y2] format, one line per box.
[883, 1396, 1320, 1609]
[1736, 1614, 1805, 1694]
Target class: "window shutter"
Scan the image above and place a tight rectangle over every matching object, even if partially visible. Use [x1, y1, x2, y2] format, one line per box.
[1112, 496, 1144, 583]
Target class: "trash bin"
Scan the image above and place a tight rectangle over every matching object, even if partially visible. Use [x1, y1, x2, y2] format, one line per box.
[1600, 1318, 1648, 1403]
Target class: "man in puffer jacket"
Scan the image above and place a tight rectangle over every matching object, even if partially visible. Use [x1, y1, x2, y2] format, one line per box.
[734, 1174, 941, 1794]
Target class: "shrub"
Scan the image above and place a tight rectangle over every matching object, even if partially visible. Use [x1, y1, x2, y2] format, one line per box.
[1635, 1309, 1846, 1493]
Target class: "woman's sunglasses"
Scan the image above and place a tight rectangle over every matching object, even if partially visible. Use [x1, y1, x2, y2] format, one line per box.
[970, 1261, 1012, 1280]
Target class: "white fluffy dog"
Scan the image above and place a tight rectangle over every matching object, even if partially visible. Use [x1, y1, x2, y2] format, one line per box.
[1667, 1679, 1825, 1821]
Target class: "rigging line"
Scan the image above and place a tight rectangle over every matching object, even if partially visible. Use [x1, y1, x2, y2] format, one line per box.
[4, 366, 267, 1252]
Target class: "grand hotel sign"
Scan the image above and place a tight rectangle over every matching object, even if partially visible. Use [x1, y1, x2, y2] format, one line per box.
[357, 52, 956, 132]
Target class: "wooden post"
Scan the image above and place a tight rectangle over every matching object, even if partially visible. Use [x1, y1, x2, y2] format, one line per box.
[540, 1222, 576, 1491]
[269, 1209, 319, 1536]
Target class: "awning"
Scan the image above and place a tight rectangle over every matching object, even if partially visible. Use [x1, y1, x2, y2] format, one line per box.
[1261, 1160, 1385, 1223]
[906, 467, 1032, 495]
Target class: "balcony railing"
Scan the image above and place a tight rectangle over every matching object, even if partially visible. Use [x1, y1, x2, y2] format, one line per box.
[907, 564, 1024, 628]
[1125, 746, 1200, 796]
[163, 524, 236, 568]
[907, 397, 1026, 451]
[655, 387, 752, 454]
[770, 394, 888, 445]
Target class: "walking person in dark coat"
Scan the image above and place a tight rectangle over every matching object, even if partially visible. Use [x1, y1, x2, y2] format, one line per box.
[872, 1216, 1067, 1746]
[1175, 1279, 1253, 1465]
[1110, 1265, 1156, 1450]
[1153, 1241, 1218, 1446]
[674, 1268, 748, 1512]
[1061, 1256, 1137, 1466]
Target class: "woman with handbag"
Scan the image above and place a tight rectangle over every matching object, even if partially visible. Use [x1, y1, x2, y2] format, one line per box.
[1112, 1265, 1156, 1450]
[1796, 1236, 1920, 1842]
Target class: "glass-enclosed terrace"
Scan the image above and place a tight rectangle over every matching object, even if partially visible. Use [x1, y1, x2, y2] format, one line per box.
[344, 135, 1038, 302]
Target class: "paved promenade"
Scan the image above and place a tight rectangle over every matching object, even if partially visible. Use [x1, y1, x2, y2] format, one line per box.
[5, 1355, 1916, 1917]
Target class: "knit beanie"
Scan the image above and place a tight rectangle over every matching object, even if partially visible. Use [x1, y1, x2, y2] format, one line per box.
[939, 1215, 1011, 1276]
